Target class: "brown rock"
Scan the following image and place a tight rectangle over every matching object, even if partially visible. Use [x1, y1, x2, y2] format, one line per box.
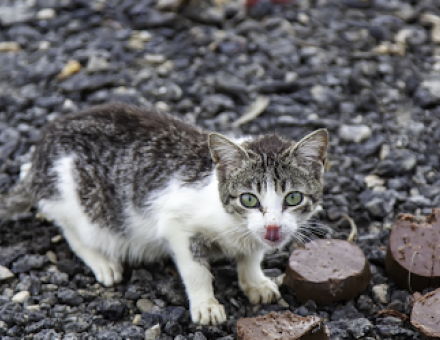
[411, 288, 440, 339]
[385, 209, 440, 292]
[283, 239, 371, 305]
[237, 311, 329, 340]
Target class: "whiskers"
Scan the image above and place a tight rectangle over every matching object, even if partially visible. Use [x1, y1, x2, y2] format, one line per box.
[288, 219, 334, 248]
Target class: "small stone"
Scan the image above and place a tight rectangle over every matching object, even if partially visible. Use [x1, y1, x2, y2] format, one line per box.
[157, 60, 174, 76]
[164, 320, 182, 336]
[64, 321, 90, 333]
[421, 14, 440, 44]
[38, 41, 50, 50]
[42, 283, 58, 292]
[2, 288, 13, 298]
[431, 25, 440, 44]
[372, 284, 389, 304]
[0, 265, 14, 281]
[339, 124, 372, 143]
[96, 330, 122, 340]
[132, 314, 141, 325]
[58, 289, 84, 306]
[25, 304, 41, 311]
[0, 320, 8, 335]
[145, 324, 161, 340]
[128, 31, 152, 49]
[0, 42, 20, 52]
[376, 149, 417, 176]
[143, 54, 166, 64]
[51, 235, 63, 243]
[347, 318, 374, 339]
[0, 6, 35, 25]
[357, 295, 376, 315]
[156, 0, 183, 11]
[87, 56, 110, 73]
[331, 305, 364, 321]
[46, 251, 57, 263]
[155, 101, 170, 112]
[365, 198, 388, 218]
[193, 332, 207, 340]
[36, 8, 55, 20]
[364, 175, 385, 188]
[12, 254, 46, 273]
[12, 291, 30, 304]
[57, 60, 81, 80]
[136, 298, 155, 313]
[422, 79, 440, 100]
[96, 299, 127, 320]
[297, 13, 310, 25]
[311, 85, 338, 109]
[120, 325, 145, 340]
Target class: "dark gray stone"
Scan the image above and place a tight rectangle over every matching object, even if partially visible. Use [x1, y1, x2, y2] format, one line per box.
[95, 299, 126, 321]
[95, 331, 122, 340]
[119, 325, 145, 340]
[11, 255, 47, 274]
[347, 318, 374, 339]
[57, 289, 83, 306]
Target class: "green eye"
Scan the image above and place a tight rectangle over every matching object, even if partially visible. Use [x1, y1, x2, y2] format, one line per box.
[240, 194, 259, 208]
[285, 192, 303, 206]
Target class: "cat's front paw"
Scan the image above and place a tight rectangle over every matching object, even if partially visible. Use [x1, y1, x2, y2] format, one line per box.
[242, 278, 281, 305]
[191, 298, 226, 325]
[90, 257, 123, 287]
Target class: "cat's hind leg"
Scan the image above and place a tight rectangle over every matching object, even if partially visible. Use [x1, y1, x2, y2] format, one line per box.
[39, 200, 124, 287]
[41, 156, 124, 287]
[62, 228, 123, 287]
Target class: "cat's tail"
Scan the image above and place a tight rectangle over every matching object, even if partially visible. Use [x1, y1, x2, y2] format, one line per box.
[0, 169, 36, 219]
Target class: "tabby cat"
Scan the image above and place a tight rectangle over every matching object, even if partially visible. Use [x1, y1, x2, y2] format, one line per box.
[0, 103, 328, 325]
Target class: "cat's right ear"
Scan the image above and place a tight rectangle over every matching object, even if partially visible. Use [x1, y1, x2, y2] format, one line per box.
[208, 133, 250, 169]
[283, 129, 328, 165]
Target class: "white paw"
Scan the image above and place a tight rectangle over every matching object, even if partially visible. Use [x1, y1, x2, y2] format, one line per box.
[190, 298, 226, 325]
[89, 257, 123, 287]
[242, 278, 281, 305]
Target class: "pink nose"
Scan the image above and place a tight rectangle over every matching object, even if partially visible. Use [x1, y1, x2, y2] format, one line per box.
[265, 225, 280, 242]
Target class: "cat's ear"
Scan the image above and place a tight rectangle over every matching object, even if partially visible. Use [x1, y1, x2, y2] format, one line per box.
[208, 133, 250, 168]
[284, 129, 328, 164]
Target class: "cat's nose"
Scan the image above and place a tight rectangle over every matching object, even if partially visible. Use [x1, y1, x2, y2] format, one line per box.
[265, 225, 280, 242]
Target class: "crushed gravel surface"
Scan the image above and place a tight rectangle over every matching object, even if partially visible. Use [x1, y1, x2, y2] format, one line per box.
[1, 0, 440, 339]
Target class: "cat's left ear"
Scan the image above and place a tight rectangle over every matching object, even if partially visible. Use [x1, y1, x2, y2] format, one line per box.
[283, 129, 328, 165]
[208, 133, 251, 168]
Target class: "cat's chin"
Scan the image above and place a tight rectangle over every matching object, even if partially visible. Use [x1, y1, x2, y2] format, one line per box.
[261, 237, 284, 249]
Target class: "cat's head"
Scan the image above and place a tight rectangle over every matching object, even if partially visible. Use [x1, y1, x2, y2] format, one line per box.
[208, 129, 328, 250]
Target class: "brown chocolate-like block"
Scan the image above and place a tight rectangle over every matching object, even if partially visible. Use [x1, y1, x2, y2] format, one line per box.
[385, 209, 440, 291]
[283, 239, 371, 305]
[411, 288, 440, 339]
[237, 311, 329, 340]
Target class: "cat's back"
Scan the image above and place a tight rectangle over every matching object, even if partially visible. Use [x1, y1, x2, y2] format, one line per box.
[34, 102, 212, 169]
[42, 102, 207, 145]
[32, 103, 214, 199]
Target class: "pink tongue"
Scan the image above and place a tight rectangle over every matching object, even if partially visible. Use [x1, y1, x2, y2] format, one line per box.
[265, 225, 280, 242]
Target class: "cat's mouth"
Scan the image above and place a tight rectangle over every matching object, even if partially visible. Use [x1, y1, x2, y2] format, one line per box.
[265, 225, 280, 242]
[262, 225, 283, 246]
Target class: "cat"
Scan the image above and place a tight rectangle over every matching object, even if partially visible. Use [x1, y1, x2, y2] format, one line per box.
[0, 102, 328, 325]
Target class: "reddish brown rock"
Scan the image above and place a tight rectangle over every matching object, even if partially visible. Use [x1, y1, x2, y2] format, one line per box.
[237, 311, 329, 340]
[385, 209, 440, 292]
[411, 288, 440, 339]
[283, 239, 371, 305]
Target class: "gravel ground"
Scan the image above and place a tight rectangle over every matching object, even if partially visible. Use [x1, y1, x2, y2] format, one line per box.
[1, 0, 440, 339]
